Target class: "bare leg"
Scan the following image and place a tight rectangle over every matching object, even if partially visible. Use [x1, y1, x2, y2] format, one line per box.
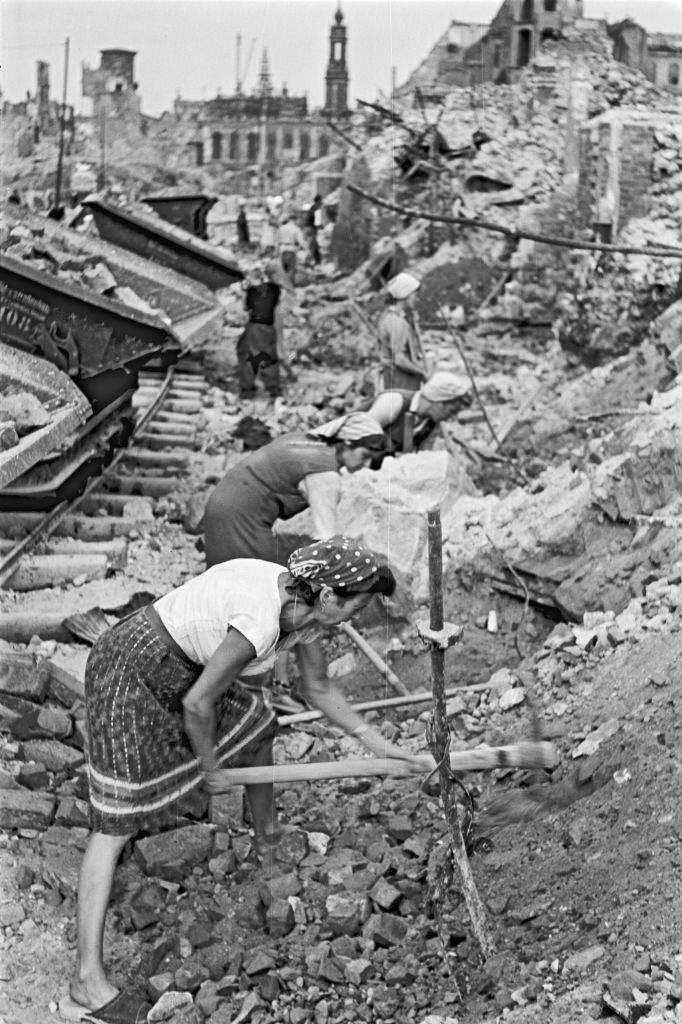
[245, 737, 278, 842]
[70, 831, 131, 1009]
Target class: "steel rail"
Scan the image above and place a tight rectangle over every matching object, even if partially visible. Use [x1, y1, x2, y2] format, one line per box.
[0, 366, 177, 587]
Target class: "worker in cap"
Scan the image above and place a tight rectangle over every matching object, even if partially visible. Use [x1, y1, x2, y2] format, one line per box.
[377, 271, 427, 391]
[365, 370, 472, 465]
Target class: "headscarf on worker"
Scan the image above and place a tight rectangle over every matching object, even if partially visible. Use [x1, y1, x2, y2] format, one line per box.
[385, 271, 421, 301]
[288, 535, 382, 592]
[421, 370, 471, 404]
[310, 412, 386, 451]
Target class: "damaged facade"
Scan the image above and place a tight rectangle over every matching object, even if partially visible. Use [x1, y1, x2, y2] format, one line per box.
[171, 6, 350, 175]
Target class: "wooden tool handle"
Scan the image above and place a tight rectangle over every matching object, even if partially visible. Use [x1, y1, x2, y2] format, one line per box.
[209, 741, 557, 790]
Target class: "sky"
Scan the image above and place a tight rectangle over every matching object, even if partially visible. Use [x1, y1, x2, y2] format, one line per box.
[2, 0, 682, 116]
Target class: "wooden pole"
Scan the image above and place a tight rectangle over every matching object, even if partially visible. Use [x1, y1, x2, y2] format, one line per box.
[209, 742, 556, 788]
[52, 37, 70, 215]
[339, 622, 408, 696]
[426, 508, 496, 959]
[277, 681, 497, 727]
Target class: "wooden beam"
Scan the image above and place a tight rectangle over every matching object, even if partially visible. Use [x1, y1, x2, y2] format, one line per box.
[209, 741, 557, 789]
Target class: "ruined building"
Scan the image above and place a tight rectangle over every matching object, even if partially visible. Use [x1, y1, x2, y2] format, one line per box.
[81, 48, 142, 137]
[608, 20, 682, 95]
[172, 5, 350, 171]
[398, 0, 584, 97]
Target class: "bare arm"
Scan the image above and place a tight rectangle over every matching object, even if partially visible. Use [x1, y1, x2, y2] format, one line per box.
[299, 471, 340, 538]
[379, 316, 426, 378]
[368, 391, 407, 428]
[296, 641, 420, 763]
[182, 628, 256, 772]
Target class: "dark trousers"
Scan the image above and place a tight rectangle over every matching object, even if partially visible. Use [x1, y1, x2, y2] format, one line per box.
[236, 323, 280, 397]
[308, 229, 321, 264]
[281, 250, 297, 284]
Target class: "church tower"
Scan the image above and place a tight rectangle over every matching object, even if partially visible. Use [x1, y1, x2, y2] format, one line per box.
[324, 5, 349, 118]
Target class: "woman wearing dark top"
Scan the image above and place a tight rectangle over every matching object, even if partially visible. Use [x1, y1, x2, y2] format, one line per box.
[236, 261, 284, 399]
[203, 412, 387, 568]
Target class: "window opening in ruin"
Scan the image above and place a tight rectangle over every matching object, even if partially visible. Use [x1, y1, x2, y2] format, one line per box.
[334, 41, 342, 61]
[229, 131, 239, 160]
[493, 42, 502, 68]
[670, 62, 680, 86]
[247, 132, 259, 160]
[283, 131, 294, 149]
[520, 0, 534, 23]
[194, 141, 204, 167]
[267, 131, 277, 159]
[318, 135, 330, 157]
[543, 0, 557, 11]
[211, 132, 222, 160]
[300, 131, 310, 160]
[541, 28, 558, 40]
[517, 27, 532, 66]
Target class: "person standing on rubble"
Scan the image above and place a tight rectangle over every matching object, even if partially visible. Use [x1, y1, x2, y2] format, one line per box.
[260, 195, 282, 256]
[236, 199, 250, 249]
[278, 208, 307, 285]
[236, 260, 291, 400]
[203, 412, 387, 568]
[366, 369, 472, 464]
[306, 193, 324, 265]
[62, 536, 418, 1024]
[377, 271, 427, 391]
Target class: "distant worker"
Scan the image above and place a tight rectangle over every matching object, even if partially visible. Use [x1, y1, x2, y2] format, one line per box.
[260, 196, 283, 256]
[377, 272, 427, 391]
[367, 370, 472, 465]
[306, 194, 324, 265]
[236, 261, 289, 400]
[278, 210, 307, 285]
[236, 199, 250, 249]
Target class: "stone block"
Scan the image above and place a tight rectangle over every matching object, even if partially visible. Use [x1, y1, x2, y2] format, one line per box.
[195, 979, 221, 1018]
[18, 739, 82, 773]
[0, 900, 26, 927]
[0, 788, 55, 830]
[54, 796, 90, 829]
[46, 660, 85, 706]
[17, 761, 49, 791]
[0, 652, 47, 702]
[369, 912, 409, 947]
[344, 957, 374, 986]
[42, 843, 82, 898]
[2, 392, 51, 436]
[369, 878, 402, 912]
[147, 972, 174, 1002]
[135, 825, 215, 881]
[325, 893, 369, 937]
[10, 705, 73, 741]
[148, 991, 194, 1022]
[175, 957, 209, 992]
[266, 898, 295, 938]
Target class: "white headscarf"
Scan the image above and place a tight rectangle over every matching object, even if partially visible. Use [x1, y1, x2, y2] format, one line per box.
[310, 412, 386, 449]
[421, 371, 471, 403]
[386, 272, 421, 300]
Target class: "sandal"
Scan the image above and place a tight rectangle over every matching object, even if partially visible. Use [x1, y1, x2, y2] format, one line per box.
[59, 989, 151, 1024]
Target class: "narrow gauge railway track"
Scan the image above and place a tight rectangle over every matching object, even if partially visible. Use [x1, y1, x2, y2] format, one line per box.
[0, 360, 208, 598]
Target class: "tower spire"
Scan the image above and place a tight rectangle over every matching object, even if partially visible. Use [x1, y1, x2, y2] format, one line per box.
[324, 4, 349, 117]
[258, 48, 273, 96]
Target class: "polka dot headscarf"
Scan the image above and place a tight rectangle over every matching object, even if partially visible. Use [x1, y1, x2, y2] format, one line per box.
[288, 535, 380, 592]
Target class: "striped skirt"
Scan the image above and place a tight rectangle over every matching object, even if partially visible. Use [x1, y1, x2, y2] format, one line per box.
[84, 609, 277, 835]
